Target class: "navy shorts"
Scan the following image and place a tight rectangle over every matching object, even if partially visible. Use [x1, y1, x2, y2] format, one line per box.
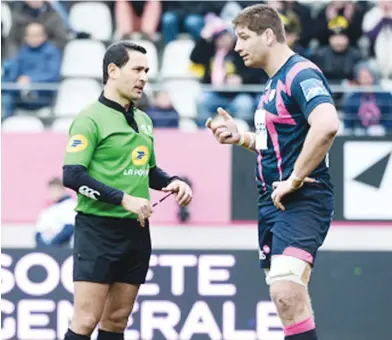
[258, 183, 334, 269]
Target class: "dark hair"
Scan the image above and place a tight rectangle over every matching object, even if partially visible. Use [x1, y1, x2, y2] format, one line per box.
[48, 177, 63, 187]
[233, 4, 286, 43]
[102, 41, 147, 84]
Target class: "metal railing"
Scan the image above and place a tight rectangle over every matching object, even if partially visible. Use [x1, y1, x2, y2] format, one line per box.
[2, 82, 392, 93]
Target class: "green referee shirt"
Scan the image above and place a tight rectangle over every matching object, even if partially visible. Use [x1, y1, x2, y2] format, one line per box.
[64, 95, 156, 219]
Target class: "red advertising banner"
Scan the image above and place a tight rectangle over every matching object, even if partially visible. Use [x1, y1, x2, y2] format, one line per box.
[2, 131, 231, 224]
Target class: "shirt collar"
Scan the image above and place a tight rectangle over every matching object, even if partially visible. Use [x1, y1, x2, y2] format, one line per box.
[98, 93, 135, 116]
[98, 93, 139, 132]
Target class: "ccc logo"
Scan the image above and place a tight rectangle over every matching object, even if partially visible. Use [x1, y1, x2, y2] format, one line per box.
[79, 185, 100, 200]
[131, 146, 149, 166]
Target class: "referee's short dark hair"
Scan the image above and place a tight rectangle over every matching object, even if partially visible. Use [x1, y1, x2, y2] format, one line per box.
[102, 41, 147, 84]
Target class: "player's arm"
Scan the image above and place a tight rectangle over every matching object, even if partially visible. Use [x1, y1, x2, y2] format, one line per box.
[236, 132, 257, 152]
[62, 116, 124, 205]
[289, 72, 340, 188]
[206, 108, 257, 153]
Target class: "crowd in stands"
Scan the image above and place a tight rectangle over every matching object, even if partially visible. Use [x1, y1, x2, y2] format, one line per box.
[2, 0, 392, 135]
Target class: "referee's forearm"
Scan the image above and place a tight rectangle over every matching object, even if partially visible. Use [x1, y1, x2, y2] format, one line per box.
[63, 165, 124, 205]
[293, 126, 336, 180]
[149, 166, 180, 190]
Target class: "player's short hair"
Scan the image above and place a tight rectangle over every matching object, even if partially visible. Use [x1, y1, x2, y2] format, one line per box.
[102, 41, 147, 84]
[233, 4, 286, 43]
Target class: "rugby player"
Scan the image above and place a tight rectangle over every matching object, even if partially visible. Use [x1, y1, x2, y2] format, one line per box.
[62, 41, 192, 340]
[207, 5, 339, 340]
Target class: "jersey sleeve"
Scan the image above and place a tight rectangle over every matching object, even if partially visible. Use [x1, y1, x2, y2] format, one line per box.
[290, 68, 335, 120]
[149, 146, 157, 168]
[64, 116, 99, 168]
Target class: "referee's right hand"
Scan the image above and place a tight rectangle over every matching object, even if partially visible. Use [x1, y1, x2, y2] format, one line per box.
[121, 194, 152, 227]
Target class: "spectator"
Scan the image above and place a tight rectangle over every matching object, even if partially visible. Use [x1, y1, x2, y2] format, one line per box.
[191, 15, 265, 127]
[269, 2, 309, 57]
[47, 0, 75, 35]
[311, 20, 361, 84]
[342, 61, 392, 135]
[161, 1, 205, 44]
[2, 22, 62, 118]
[315, 1, 366, 47]
[268, 0, 314, 49]
[362, 0, 392, 79]
[146, 90, 180, 128]
[5, 0, 69, 59]
[35, 178, 76, 248]
[161, 2, 226, 44]
[115, 0, 161, 40]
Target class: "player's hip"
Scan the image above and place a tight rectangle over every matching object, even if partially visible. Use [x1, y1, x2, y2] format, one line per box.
[258, 182, 334, 224]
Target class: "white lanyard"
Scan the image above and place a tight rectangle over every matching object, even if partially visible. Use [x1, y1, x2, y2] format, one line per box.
[254, 109, 268, 150]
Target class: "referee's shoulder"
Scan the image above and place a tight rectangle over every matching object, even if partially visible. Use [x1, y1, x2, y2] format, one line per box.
[73, 101, 102, 122]
[135, 107, 153, 125]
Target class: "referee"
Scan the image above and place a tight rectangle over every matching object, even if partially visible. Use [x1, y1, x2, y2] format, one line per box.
[62, 41, 192, 340]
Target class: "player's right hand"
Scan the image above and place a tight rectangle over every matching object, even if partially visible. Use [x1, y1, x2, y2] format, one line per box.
[121, 194, 152, 227]
[205, 107, 241, 145]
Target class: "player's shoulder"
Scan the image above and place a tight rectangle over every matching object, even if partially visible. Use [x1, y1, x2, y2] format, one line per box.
[284, 54, 325, 81]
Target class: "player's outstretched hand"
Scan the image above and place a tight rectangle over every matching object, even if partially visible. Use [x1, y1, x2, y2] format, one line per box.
[271, 177, 316, 211]
[121, 194, 152, 227]
[162, 179, 192, 207]
[206, 107, 241, 145]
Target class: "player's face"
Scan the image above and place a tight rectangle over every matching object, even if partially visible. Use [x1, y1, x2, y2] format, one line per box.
[234, 26, 270, 68]
[118, 50, 149, 102]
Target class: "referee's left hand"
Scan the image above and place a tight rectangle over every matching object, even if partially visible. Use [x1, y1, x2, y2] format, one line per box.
[162, 180, 192, 207]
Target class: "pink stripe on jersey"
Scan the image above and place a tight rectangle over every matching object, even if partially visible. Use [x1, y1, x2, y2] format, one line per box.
[286, 60, 321, 96]
[256, 60, 320, 183]
[283, 247, 314, 264]
[284, 317, 315, 336]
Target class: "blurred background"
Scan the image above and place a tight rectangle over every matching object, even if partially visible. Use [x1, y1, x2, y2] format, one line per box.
[1, 1, 392, 340]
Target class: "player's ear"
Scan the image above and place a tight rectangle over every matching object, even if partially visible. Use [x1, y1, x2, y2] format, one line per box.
[107, 62, 119, 81]
[264, 28, 274, 47]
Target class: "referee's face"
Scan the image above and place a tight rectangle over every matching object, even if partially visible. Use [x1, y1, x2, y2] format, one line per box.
[118, 50, 149, 102]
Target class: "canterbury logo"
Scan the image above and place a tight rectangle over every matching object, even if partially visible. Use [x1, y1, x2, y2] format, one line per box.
[78, 185, 100, 200]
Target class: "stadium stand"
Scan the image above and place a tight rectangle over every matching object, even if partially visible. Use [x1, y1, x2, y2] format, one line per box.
[1, 0, 392, 133]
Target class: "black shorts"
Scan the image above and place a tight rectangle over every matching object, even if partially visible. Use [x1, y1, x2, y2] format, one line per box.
[73, 213, 152, 285]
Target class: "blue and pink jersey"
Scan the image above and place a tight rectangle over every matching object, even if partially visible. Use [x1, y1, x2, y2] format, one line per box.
[255, 54, 335, 205]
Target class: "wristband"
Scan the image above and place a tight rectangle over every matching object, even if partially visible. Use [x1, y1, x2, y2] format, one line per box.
[248, 133, 255, 149]
[237, 133, 245, 146]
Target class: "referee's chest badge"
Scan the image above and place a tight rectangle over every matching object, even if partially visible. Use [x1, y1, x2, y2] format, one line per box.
[131, 145, 149, 166]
